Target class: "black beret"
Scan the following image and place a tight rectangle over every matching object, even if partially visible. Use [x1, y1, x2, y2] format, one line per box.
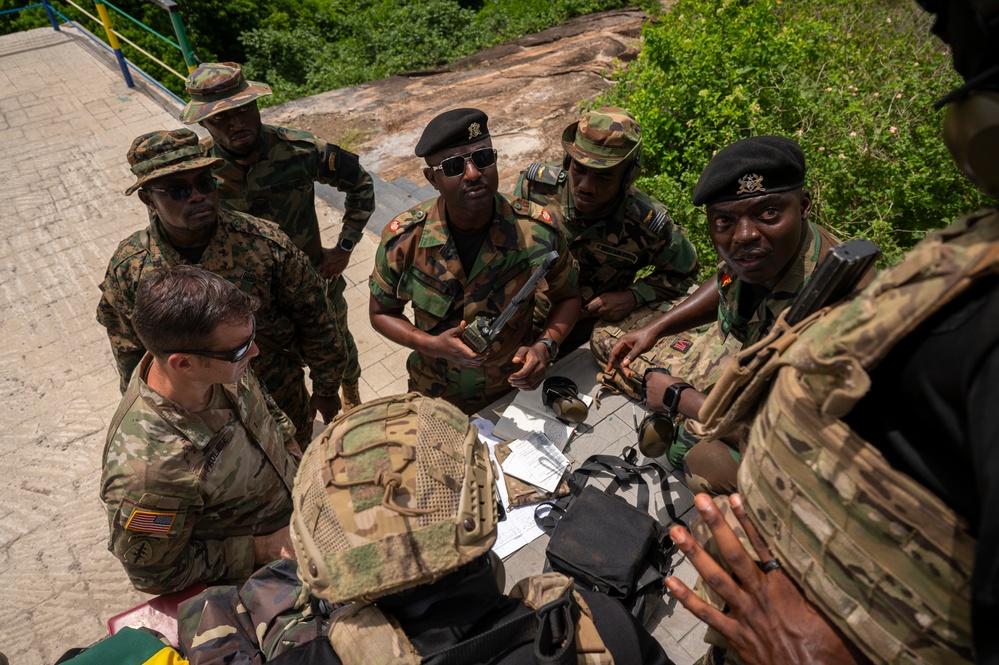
[415, 108, 490, 158]
[692, 136, 806, 206]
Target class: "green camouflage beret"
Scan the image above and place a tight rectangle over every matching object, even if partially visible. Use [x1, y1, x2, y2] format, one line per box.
[124, 128, 223, 196]
[415, 108, 490, 157]
[179, 62, 271, 124]
[691, 135, 806, 206]
[561, 106, 642, 169]
[290, 393, 499, 605]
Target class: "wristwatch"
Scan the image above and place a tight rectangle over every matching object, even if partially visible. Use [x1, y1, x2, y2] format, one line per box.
[662, 381, 694, 416]
[536, 337, 559, 364]
[337, 237, 356, 252]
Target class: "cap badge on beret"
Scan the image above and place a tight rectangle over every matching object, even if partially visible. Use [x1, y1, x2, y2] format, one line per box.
[468, 122, 482, 140]
[736, 173, 766, 196]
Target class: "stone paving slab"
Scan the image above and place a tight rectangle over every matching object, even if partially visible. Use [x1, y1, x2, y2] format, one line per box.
[0, 25, 708, 665]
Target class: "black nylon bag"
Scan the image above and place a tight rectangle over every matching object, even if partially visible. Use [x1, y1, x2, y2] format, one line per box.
[534, 447, 682, 627]
[544, 485, 659, 597]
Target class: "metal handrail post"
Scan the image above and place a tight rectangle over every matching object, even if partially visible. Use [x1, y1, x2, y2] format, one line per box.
[95, 0, 134, 87]
[41, 0, 60, 30]
[150, 0, 197, 72]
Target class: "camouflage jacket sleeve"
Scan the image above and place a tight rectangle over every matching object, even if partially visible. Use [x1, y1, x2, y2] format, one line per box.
[312, 135, 375, 245]
[533, 201, 579, 301]
[102, 441, 256, 594]
[369, 206, 427, 310]
[95, 239, 148, 393]
[629, 223, 700, 305]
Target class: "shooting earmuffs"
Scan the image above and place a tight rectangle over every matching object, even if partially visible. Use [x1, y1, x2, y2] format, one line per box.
[543, 376, 588, 424]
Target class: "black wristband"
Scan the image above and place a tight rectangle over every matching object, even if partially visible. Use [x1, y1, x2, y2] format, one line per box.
[662, 381, 694, 415]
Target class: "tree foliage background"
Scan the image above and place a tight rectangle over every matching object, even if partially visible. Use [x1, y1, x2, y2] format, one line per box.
[601, 0, 986, 269]
[0, 0, 651, 102]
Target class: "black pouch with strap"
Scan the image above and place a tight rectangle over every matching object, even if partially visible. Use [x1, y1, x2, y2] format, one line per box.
[534, 447, 683, 627]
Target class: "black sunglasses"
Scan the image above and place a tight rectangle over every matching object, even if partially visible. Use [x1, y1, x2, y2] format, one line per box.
[165, 320, 256, 363]
[431, 147, 497, 178]
[144, 176, 218, 201]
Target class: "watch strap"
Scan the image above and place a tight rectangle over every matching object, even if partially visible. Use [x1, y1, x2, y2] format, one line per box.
[662, 381, 694, 415]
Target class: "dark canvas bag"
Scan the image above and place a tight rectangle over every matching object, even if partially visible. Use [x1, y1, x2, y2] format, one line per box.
[534, 447, 682, 626]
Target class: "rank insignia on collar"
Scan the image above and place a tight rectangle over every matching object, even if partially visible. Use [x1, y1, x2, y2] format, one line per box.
[736, 173, 766, 195]
[720, 273, 733, 288]
[468, 122, 482, 139]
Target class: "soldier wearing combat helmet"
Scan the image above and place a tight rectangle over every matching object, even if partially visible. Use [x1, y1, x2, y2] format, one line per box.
[288, 393, 671, 663]
[369, 108, 581, 413]
[180, 62, 375, 415]
[514, 107, 699, 354]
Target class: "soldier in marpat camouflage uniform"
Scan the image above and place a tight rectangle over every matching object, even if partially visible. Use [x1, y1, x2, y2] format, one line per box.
[96, 128, 346, 449]
[101, 266, 298, 594]
[370, 109, 581, 413]
[603, 136, 872, 494]
[663, 4, 999, 663]
[513, 106, 699, 353]
[180, 62, 375, 411]
[177, 393, 672, 663]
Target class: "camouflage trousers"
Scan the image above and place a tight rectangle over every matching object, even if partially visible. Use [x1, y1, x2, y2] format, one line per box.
[590, 304, 744, 495]
[329, 274, 360, 384]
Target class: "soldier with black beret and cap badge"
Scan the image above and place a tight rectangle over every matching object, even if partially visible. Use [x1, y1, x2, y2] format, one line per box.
[369, 108, 581, 414]
[603, 135, 872, 494]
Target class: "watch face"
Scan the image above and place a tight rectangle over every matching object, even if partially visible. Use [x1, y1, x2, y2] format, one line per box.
[338, 238, 355, 251]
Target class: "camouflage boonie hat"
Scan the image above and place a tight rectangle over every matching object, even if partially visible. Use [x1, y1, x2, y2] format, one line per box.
[124, 128, 222, 196]
[290, 393, 499, 605]
[179, 62, 271, 124]
[561, 106, 642, 168]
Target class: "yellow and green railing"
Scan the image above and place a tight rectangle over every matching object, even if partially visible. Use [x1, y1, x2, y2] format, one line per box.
[2, 0, 198, 104]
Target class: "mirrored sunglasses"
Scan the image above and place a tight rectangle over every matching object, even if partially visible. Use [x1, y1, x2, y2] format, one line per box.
[431, 147, 497, 178]
[166, 320, 256, 363]
[144, 176, 218, 201]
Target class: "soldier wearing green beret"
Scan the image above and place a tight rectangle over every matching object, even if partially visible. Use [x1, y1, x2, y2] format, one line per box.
[369, 109, 581, 413]
[96, 128, 347, 450]
[180, 62, 375, 412]
[513, 106, 699, 354]
[603, 135, 872, 494]
[101, 266, 298, 593]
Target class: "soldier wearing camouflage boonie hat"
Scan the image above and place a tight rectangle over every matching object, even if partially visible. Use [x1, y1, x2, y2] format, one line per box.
[290, 393, 499, 604]
[123, 128, 222, 195]
[561, 106, 642, 169]
[179, 62, 272, 124]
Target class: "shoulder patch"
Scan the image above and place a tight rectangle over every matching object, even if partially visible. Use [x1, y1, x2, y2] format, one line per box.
[125, 509, 176, 534]
[524, 162, 565, 186]
[384, 201, 432, 238]
[524, 200, 558, 228]
[272, 125, 314, 143]
[625, 194, 674, 237]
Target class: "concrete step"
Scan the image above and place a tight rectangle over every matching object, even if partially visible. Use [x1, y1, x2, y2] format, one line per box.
[316, 172, 433, 237]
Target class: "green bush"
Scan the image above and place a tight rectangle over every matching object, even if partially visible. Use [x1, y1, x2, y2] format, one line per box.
[602, 0, 986, 272]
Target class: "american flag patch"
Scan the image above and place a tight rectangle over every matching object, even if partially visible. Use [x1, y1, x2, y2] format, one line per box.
[125, 509, 176, 534]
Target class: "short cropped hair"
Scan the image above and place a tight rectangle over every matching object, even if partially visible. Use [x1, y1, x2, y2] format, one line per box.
[133, 265, 259, 358]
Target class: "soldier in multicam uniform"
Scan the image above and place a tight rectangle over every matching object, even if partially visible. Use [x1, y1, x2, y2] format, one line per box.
[101, 266, 298, 594]
[96, 128, 346, 449]
[370, 109, 581, 413]
[179, 62, 375, 411]
[513, 106, 699, 353]
[603, 136, 872, 494]
[662, 3, 999, 663]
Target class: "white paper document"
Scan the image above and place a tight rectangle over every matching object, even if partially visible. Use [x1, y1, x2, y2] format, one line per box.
[473, 418, 547, 559]
[493, 387, 592, 451]
[500, 431, 570, 494]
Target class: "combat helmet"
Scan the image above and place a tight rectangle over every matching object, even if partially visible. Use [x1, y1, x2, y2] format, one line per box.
[290, 393, 500, 604]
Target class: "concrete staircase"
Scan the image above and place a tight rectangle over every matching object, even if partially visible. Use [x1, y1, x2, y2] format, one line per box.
[316, 173, 437, 236]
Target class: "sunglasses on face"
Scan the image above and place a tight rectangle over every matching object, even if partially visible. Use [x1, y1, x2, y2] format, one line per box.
[144, 176, 218, 201]
[431, 147, 497, 178]
[166, 319, 256, 363]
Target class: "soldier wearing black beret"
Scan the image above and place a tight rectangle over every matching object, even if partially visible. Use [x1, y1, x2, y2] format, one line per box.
[369, 109, 582, 413]
[604, 134, 872, 495]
